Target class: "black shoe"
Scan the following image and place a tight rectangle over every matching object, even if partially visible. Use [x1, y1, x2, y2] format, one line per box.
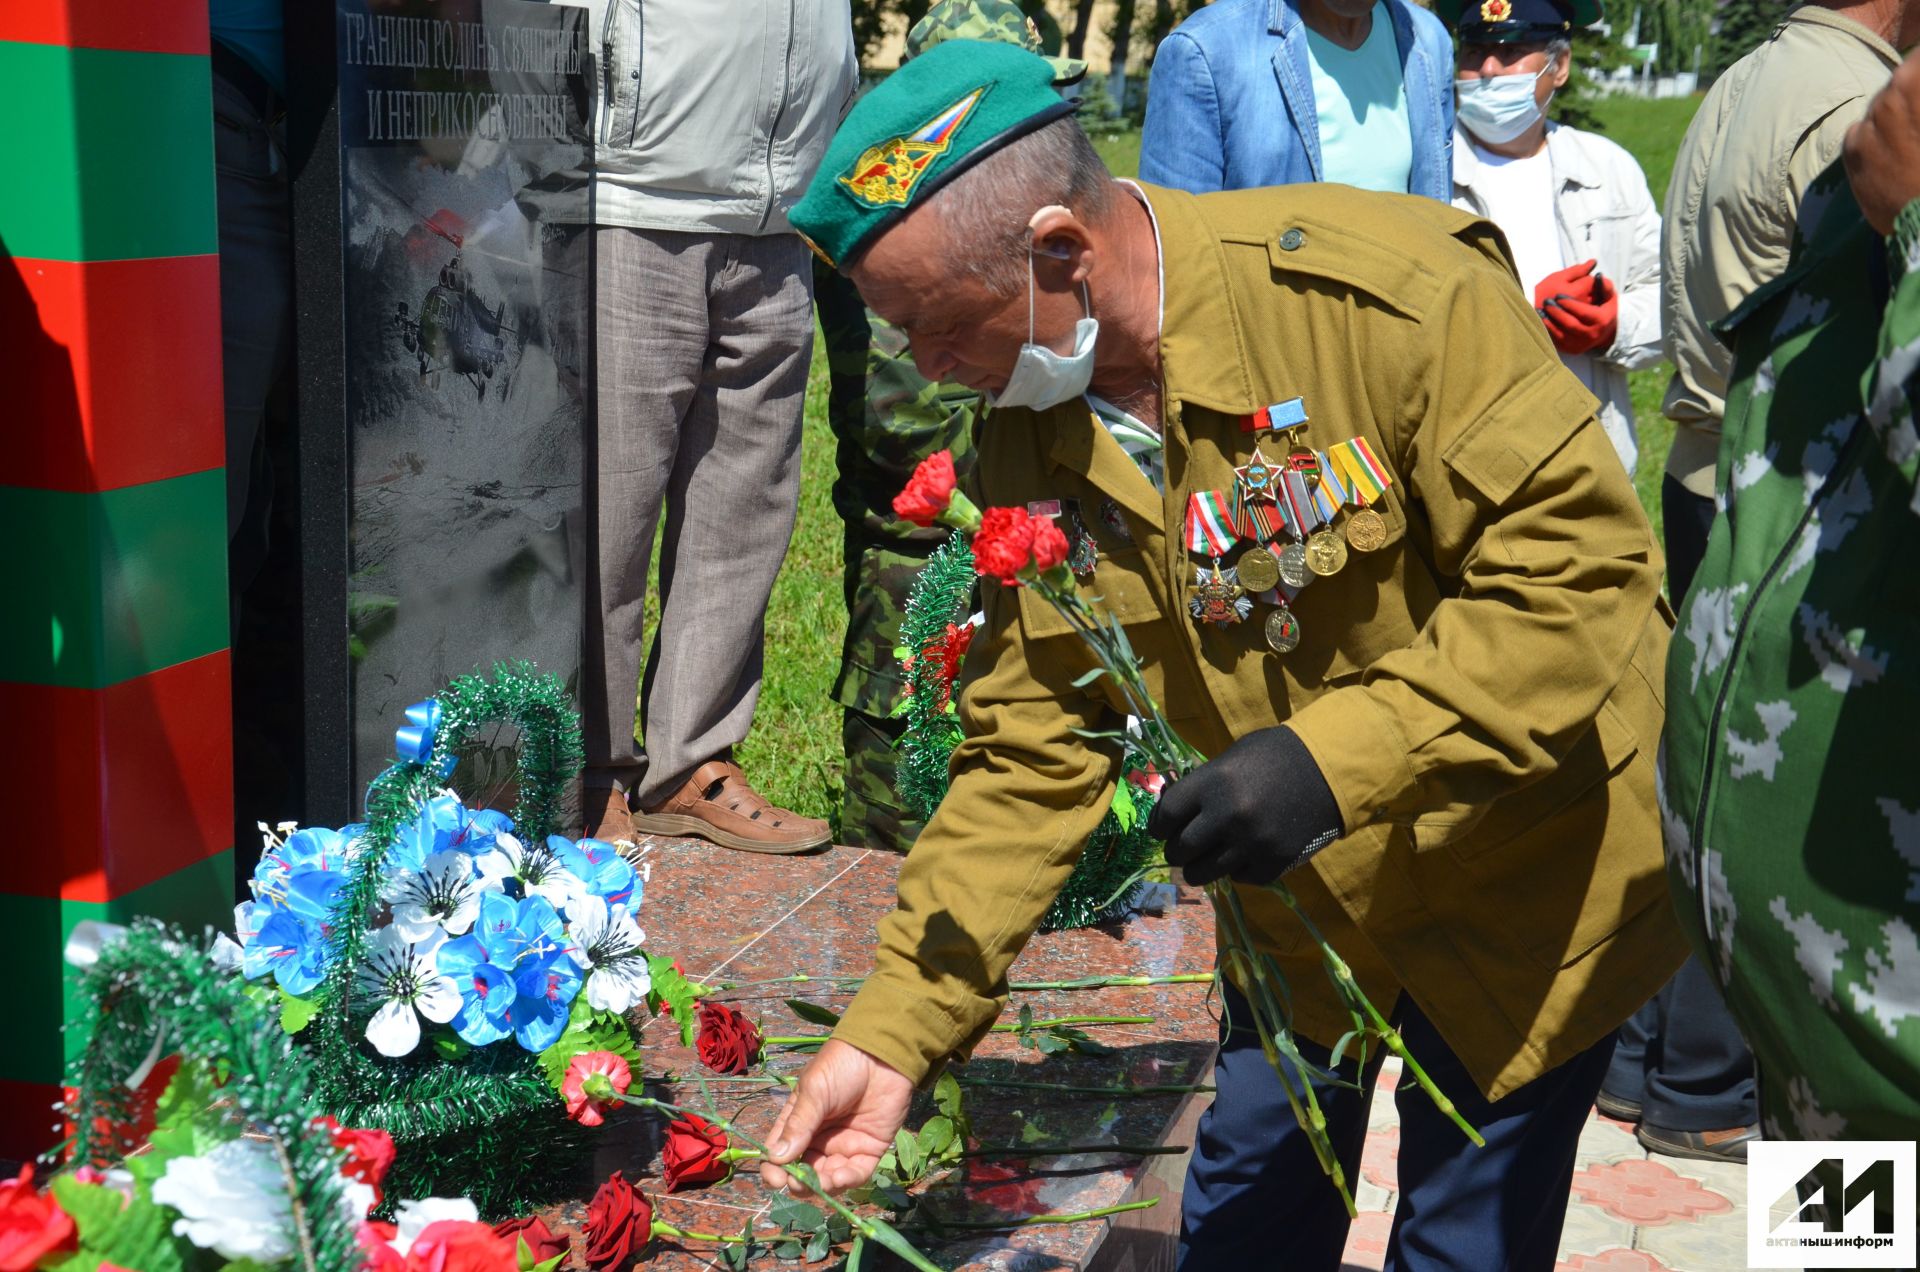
[1637, 1122, 1759, 1163]
[1594, 1089, 1642, 1122]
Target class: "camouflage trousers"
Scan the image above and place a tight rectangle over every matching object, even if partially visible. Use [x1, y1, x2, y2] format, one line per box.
[841, 709, 922, 854]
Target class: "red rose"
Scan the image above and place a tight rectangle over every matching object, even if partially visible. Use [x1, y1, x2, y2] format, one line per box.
[661, 1114, 730, 1191]
[891, 450, 958, 526]
[316, 1115, 398, 1205]
[562, 1050, 633, 1127]
[1030, 515, 1069, 572]
[491, 1216, 567, 1265]
[972, 506, 1037, 585]
[583, 1171, 652, 1272]
[356, 1221, 404, 1272]
[695, 1002, 761, 1076]
[404, 1219, 518, 1272]
[0, 1164, 77, 1272]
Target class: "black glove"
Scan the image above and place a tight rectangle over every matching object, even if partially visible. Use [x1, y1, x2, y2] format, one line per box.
[1146, 726, 1344, 886]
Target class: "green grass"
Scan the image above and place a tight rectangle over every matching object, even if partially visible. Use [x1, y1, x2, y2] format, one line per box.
[712, 100, 1698, 822]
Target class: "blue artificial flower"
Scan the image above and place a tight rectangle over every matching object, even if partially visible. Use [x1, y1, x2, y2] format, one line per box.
[389, 794, 503, 873]
[448, 890, 581, 1051]
[435, 929, 516, 1046]
[549, 836, 640, 914]
[237, 868, 346, 995]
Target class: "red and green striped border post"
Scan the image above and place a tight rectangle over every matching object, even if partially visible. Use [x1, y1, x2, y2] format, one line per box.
[0, 2, 231, 1161]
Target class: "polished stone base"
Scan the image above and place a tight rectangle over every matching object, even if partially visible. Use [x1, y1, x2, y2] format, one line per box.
[548, 838, 1220, 1270]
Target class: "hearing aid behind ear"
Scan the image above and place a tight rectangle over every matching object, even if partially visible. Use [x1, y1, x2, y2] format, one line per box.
[1029, 204, 1075, 260]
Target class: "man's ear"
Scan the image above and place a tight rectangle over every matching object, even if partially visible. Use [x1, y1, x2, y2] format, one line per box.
[1028, 203, 1094, 287]
[1551, 48, 1573, 90]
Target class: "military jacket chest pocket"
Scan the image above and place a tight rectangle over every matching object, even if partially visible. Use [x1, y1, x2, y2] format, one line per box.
[1014, 546, 1171, 719]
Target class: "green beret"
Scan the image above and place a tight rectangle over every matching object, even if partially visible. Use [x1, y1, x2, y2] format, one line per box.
[790, 39, 1075, 268]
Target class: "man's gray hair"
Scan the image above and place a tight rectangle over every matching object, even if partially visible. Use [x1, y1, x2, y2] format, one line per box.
[919, 115, 1118, 299]
[1547, 36, 1572, 63]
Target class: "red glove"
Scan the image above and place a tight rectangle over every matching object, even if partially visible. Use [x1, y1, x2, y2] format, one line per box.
[1534, 260, 1618, 356]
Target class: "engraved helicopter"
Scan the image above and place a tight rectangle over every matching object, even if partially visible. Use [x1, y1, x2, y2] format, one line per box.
[389, 209, 513, 400]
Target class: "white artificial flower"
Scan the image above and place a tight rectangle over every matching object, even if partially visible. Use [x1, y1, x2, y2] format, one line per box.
[382, 849, 484, 941]
[566, 895, 652, 1013]
[392, 1197, 481, 1254]
[153, 1139, 295, 1263]
[356, 927, 461, 1057]
[474, 833, 584, 910]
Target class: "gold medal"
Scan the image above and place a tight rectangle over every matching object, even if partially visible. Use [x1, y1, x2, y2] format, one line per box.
[1345, 507, 1388, 552]
[1235, 545, 1280, 594]
[1305, 529, 1348, 576]
[1277, 542, 1311, 590]
[1265, 606, 1302, 654]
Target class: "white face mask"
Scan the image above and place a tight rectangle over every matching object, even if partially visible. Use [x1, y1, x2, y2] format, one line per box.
[1455, 64, 1551, 146]
[990, 244, 1099, 411]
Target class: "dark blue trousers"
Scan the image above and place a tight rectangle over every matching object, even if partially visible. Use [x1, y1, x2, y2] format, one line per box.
[1178, 985, 1615, 1271]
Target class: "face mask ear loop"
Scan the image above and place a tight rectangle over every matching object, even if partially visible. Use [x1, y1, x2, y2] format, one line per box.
[1026, 243, 1039, 345]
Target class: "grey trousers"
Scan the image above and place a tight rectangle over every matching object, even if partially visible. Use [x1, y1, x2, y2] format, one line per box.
[584, 226, 814, 807]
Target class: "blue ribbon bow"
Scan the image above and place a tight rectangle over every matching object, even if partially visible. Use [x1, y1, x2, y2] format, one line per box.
[395, 699, 457, 779]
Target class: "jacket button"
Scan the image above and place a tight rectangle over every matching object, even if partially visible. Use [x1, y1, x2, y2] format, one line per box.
[1280, 228, 1306, 251]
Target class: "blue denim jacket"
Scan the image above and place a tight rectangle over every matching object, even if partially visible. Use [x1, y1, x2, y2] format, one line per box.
[1140, 0, 1455, 202]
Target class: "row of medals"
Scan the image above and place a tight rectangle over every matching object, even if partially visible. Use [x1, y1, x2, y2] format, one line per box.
[1194, 440, 1388, 655]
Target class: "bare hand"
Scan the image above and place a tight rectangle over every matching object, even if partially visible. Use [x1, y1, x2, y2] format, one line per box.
[758, 1039, 915, 1195]
[1845, 52, 1920, 236]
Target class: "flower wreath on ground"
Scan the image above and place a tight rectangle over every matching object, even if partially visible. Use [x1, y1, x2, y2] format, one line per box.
[894, 530, 1167, 930]
[205, 665, 705, 1217]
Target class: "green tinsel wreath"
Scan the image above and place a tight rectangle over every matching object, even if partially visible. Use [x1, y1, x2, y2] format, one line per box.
[71, 922, 364, 1271]
[897, 533, 1159, 931]
[305, 661, 594, 1217]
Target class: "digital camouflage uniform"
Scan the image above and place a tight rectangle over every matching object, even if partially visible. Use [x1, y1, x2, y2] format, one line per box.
[1662, 167, 1920, 1143]
[815, 261, 978, 852]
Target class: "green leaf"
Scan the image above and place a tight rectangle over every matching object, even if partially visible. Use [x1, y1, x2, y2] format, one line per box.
[1110, 781, 1138, 831]
[784, 998, 842, 1028]
[918, 1114, 956, 1161]
[768, 1194, 826, 1233]
[534, 996, 638, 1091]
[1034, 1033, 1070, 1054]
[892, 1126, 923, 1182]
[278, 989, 320, 1034]
[530, 1257, 565, 1272]
[804, 1229, 832, 1262]
[433, 1030, 472, 1062]
[646, 953, 701, 1047]
[824, 1213, 852, 1245]
[845, 1234, 866, 1272]
[1016, 1003, 1034, 1032]
[127, 1064, 224, 1190]
[773, 1238, 805, 1261]
[1070, 667, 1109, 687]
[860, 1216, 944, 1272]
[933, 1071, 963, 1121]
[51, 1177, 187, 1272]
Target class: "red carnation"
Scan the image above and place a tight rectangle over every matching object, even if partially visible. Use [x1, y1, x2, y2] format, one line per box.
[1030, 515, 1070, 572]
[923, 621, 975, 710]
[0, 1165, 76, 1272]
[404, 1219, 518, 1271]
[892, 450, 958, 526]
[972, 506, 1037, 586]
[695, 1001, 762, 1076]
[583, 1171, 652, 1271]
[661, 1114, 731, 1190]
[491, 1216, 567, 1265]
[562, 1050, 633, 1127]
[316, 1115, 397, 1206]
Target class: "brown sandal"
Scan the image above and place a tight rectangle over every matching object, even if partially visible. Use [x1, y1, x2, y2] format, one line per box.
[631, 760, 831, 854]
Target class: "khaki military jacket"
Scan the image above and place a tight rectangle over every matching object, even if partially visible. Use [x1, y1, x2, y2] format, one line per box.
[833, 183, 1686, 1102]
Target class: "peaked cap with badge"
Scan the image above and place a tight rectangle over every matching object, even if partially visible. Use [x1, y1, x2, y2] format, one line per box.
[789, 40, 1074, 268]
[1436, 0, 1604, 42]
[906, 0, 1087, 85]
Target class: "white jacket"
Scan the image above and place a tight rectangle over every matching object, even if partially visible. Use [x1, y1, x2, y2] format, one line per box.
[560, 1, 858, 235]
[1451, 123, 1663, 475]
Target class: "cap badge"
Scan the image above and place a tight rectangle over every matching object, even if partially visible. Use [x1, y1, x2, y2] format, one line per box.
[1480, 0, 1514, 20]
[838, 88, 986, 208]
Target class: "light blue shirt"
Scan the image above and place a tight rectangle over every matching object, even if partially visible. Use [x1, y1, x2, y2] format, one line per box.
[210, 0, 285, 95]
[1302, 3, 1413, 194]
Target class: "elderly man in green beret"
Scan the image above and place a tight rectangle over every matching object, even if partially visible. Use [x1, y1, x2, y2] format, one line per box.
[765, 40, 1682, 1267]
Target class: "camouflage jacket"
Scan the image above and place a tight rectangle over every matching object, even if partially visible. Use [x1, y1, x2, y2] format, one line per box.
[814, 264, 981, 717]
[1662, 168, 1920, 1139]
